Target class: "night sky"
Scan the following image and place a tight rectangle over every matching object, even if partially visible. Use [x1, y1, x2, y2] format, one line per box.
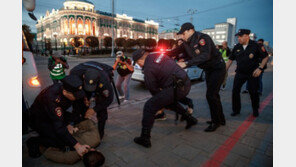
[22, 0, 273, 46]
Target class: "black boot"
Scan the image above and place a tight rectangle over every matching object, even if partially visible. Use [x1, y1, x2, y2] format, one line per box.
[253, 110, 259, 117]
[26, 137, 42, 158]
[204, 123, 220, 132]
[183, 112, 198, 129]
[134, 128, 151, 148]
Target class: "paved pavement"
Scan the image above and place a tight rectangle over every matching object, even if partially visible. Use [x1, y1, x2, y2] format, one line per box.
[22, 56, 273, 167]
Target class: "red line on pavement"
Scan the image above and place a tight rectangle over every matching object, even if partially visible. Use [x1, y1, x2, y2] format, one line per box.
[202, 92, 273, 167]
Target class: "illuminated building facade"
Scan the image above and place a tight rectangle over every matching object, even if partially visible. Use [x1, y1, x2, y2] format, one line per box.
[36, 0, 159, 48]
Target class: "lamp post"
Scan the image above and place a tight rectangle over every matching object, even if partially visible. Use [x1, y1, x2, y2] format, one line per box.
[43, 34, 47, 55]
[53, 32, 58, 51]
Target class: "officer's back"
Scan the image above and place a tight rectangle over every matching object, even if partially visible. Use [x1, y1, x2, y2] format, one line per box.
[70, 61, 113, 81]
[144, 52, 188, 90]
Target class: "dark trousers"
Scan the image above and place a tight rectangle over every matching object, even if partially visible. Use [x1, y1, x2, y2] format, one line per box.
[33, 124, 69, 149]
[142, 81, 191, 129]
[232, 73, 259, 114]
[72, 96, 113, 139]
[245, 72, 263, 94]
[179, 97, 194, 109]
[205, 67, 226, 124]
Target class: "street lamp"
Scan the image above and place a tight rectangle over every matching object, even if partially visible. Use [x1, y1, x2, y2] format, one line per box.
[43, 34, 47, 55]
[53, 32, 58, 51]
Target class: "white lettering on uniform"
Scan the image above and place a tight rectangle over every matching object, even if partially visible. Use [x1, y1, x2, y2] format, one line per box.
[155, 54, 165, 64]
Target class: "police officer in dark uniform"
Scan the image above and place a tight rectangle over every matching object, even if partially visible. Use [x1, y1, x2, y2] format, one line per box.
[27, 75, 90, 158]
[70, 61, 114, 139]
[226, 29, 268, 117]
[176, 22, 226, 132]
[132, 49, 197, 148]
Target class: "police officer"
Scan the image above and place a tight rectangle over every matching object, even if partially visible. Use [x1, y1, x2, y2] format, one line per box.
[176, 22, 226, 132]
[70, 61, 114, 139]
[132, 49, 197, 148]
[27, 75, 90, 158]
[226, 29, 268, 117]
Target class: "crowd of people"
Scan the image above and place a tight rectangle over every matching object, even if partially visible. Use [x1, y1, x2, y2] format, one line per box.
[25, 22, 270, 166]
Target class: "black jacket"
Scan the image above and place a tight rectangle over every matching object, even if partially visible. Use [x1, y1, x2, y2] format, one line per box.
[229, 40, 268, 75]
[183, 31, 225, 70]
[143, 52, 190, 95]
[29, 84, 77, 147]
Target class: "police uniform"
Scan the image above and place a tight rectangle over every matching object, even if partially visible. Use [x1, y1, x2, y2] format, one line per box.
[132, 49, 197, 148]
[229, 30, 268, 117]
[177, 23, 226, 132]
[27, 75, 85, 158]
[70, 61, 114, 139]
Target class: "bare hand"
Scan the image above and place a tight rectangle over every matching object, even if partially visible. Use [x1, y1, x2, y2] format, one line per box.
[85, 108, 96, 119]
[177, 61, 187, 69]
[252, 68, 262, 77]
[178, 59, 185, 62]
[67, 125, 79, 134]
[74, 143, 90, 157]
[84, 97, 90, 107]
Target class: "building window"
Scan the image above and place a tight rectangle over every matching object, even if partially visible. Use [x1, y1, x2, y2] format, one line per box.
[211, 32, 215, 35]
[92, 22, 96, 35]
[85, 19, 91, 35]
[69, 18, 75, 35]
[216, 35, 220, 39]
[77, 18, 83, 35]
[221, 35, 226, 39]
[216, 31, 226, 34]
[63, 19, 68, 35]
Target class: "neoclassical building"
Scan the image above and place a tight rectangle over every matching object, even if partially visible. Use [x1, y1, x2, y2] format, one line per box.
[36, 0, 159, 49]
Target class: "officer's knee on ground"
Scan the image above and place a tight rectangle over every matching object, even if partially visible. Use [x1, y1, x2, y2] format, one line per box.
[83, 150, 105, 167]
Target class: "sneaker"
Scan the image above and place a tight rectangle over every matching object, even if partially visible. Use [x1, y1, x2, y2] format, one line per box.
[123, 100, 129, 103]
[154, 112, 167, 121]
[119, 95, 125, 100]
[242, 90, 248, 94]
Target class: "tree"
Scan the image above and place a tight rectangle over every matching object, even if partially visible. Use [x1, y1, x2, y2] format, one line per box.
[22, 24, 35, 43]
[85, 36, 99, 52]
[126, 39, 136, 49]
[135, 38, 145, 48]
[45, 39, 52, 52]
[103, 37, 112, 49]
[115, 38, 126, 48]
[145, 38, 157, 49]
[70, 37, 83, 48]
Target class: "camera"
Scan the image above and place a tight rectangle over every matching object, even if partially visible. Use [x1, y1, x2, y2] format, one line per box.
[120, 56, 127, 62]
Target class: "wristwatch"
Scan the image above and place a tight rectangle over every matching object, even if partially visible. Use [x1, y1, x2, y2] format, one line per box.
[258, 67, 264, 71]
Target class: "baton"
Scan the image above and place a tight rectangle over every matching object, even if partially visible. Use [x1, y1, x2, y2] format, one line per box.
[111, 77, 120, 105]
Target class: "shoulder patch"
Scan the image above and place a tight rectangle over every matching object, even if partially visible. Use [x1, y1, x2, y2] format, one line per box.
[261, 46, 266, 52]
[154, 54, 165, 64]
[199, 39, 206, 46]
[55, 107, 62, 117]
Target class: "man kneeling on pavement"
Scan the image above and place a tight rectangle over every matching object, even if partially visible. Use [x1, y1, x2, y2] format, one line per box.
[27, 75, 105, 166]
